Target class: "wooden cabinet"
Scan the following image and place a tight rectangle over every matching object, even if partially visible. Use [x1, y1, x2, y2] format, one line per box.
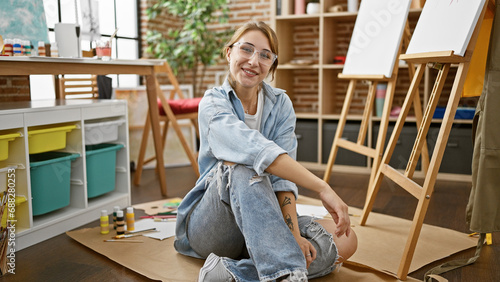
[0, 100, 130, 250]
[271, 1, 473, 180]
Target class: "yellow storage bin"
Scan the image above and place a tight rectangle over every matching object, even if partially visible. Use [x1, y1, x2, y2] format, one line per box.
[0, 133, 21, 161]
[0, 190, 26, 229]
[28, 125, 77, 154]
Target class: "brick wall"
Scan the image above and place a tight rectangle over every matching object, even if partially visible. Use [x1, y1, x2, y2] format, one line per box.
[0, 76, 31, 102]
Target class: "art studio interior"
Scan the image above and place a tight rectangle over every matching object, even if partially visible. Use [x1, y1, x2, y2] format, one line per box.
[0, 0, 498, 281]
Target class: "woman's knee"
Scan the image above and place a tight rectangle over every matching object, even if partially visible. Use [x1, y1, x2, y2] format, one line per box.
[229, 164, 273, 196]
[298, 217, 339, 279]
[316, 219, 358, 263]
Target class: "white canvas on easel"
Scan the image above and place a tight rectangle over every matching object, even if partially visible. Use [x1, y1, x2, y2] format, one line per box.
[406, 0, 487, 56]
[342, 0, 412, 77]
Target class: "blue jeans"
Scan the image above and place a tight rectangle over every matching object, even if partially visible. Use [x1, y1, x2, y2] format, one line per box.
[186, 163, 339, 281]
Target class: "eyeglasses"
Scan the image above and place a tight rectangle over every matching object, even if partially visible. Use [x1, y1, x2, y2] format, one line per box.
[232, 42, 277, 66]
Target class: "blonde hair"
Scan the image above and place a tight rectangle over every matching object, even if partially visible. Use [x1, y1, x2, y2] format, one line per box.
[224, 21, 279, 81]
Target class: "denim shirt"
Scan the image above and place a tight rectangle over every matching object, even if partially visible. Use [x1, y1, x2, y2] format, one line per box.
[174, 78, 299, 258]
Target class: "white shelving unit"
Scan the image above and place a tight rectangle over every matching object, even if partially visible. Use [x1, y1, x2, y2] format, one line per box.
[0, 99, 131, 250]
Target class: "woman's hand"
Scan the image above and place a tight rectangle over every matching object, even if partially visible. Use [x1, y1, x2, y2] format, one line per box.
[318, 185, 351, 238]
[295, 235, 317, 269]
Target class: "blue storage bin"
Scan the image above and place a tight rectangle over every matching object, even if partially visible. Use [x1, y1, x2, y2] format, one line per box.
[433, 106, 475, 120]
[455, 107, 476, 119]
[30, 152, 80, 216]
[85, 143, 124, 198]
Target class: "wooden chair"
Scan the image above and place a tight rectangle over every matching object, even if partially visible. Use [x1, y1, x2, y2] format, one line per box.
[56, 74, 99, 99]
[55, 49, 100, 100]
[133, 61, 201, 186]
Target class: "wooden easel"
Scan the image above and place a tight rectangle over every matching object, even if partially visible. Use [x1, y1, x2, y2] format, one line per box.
[323, 0, 428, 192]
[322, 58, 399, 188]
[359, 2, 489, 280]
[323, 42, 431, 192]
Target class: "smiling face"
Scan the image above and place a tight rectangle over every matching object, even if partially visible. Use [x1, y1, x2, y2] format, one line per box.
[227, 30, 273, 94]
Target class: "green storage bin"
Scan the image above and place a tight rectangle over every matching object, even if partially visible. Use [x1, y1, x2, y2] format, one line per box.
[85, 143, 124, 198]
[30, 152, 80, 216]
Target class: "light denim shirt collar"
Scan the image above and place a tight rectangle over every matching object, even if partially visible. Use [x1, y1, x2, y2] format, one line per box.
[221, 78, 285, 125]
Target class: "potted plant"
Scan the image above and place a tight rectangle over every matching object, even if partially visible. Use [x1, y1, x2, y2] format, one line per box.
[145, 0, 232, 96]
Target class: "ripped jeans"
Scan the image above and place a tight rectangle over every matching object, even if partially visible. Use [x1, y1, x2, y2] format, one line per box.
[186, 162, 339, 281]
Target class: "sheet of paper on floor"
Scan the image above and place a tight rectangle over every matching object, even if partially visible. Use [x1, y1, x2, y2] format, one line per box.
[134, 218, 176, 240]
[296, 204, 329, 218]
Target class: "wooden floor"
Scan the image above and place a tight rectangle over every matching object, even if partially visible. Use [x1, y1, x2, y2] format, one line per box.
[2, 166, 498, 282]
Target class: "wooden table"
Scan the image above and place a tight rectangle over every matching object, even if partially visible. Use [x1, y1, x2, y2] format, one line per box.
[0, 56, 170, 195]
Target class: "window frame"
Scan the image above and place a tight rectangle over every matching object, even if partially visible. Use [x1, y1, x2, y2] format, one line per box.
[47, 0, 142, 87]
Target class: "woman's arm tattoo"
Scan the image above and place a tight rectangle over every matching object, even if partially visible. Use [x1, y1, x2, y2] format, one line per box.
[284, 214, 294, 231]
[281, 196, 291, 207]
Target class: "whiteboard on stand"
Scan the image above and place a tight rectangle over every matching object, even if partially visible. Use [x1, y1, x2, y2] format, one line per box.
[342, 0, 412, 78]
[405, 0, 487, 56]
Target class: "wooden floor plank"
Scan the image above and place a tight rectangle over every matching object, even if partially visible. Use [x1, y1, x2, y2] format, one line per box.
[5, 166, 498, 282]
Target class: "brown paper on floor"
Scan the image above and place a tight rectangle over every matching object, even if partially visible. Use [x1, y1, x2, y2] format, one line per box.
[66, 228, 420, 282]
[67, 196, 476, 281]
[296, 196, 477, 278]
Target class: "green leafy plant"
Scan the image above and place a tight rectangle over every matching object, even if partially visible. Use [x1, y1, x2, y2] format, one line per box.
[146, 0, 232, 96]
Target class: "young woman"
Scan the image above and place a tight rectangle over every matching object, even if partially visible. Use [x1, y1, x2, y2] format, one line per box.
[174, 21, 357, 281]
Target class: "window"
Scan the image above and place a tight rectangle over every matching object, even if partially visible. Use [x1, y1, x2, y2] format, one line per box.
[43, 0, 141, 87]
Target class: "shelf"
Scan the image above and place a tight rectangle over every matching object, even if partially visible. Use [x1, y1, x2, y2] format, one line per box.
[276, 6, 427, 21]
[296, 113, 320, 119]
[300, 162, 471, 182]
[323, 12, 358, 20]
[0, 100, 131, 251]
[322, 64, 344, 70]
[429, 118, 474, 124]
[31, 205, 87, 228]
[276, 14, 321, 22]
[371, 116, 474, 124]
[321, 114, 364, 121]
[278, 64, 320, 70]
